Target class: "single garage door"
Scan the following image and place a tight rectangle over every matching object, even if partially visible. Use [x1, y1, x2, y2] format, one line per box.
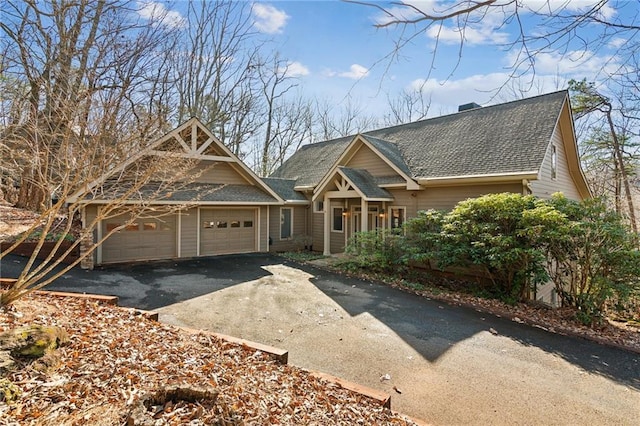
[200, 209, 256, 256]
[101, 213, 176, 264]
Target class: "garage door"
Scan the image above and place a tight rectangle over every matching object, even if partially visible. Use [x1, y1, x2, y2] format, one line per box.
[200, 209, 256, 256]
[101, 213, 176, 264]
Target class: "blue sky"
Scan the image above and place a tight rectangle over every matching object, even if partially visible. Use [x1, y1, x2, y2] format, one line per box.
[147, 0, 636, 119]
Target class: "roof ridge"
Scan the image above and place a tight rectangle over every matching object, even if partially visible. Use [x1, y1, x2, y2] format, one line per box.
[363, 89, 568, 135]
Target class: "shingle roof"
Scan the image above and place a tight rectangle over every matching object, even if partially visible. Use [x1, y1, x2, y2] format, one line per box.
[269, 136, 351, 187]
[339, 167, 394, 200]
[89, 181, 280, 203]
[262, 177, 308, 202]
[271, 91, 568, 185]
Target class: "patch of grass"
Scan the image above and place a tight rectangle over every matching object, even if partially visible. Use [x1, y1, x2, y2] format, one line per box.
[279, 251, 327, 263]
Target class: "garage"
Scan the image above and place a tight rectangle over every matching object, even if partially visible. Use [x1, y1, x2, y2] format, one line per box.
[101, 213, 177, 264]
[200, 208, 256, 256]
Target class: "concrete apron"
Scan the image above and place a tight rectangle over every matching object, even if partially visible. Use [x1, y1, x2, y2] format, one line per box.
[157, 263, 639, 425]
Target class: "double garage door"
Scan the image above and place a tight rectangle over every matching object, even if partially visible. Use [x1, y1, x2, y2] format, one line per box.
[100, 208, 257, 264]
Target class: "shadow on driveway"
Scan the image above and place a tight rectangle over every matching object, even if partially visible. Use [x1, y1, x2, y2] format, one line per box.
[1, 252, 638, 393]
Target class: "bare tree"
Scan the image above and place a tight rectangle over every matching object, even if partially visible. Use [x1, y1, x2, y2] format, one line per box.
[313, 98, 379, 140]
[0, 0, 178, 211]
[346, 1, 640, 92]
[383, 88, 432, 126]
[0, 0, 213, 305]
[254, 57, 315, 176]
[171, 0, 264, 158]
[570, 79, 638, 233]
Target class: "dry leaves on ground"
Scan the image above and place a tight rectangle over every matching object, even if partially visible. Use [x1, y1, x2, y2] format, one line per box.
[0, 294, 417, 425]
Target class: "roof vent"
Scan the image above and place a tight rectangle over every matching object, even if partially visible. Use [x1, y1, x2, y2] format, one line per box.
[458, 102, 482, 112]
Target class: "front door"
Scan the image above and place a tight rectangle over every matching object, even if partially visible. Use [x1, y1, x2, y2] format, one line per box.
[352, 206, 379, 233]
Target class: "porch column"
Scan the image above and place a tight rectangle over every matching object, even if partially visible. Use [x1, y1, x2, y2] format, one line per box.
[361, 198, 368, 233]
[323, 194, 331, 255]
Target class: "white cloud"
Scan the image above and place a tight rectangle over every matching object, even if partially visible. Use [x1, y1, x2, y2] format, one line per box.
[326, 64, 370, 80]
[520, 0, 616, 20]
[280, 61, 310, 77]
[408, 72, 568, 112]
[252, 3, 289, 34]
[137, 1, 185, 28]
[608, 37, 627, 49]
[505, 49, 622, 79]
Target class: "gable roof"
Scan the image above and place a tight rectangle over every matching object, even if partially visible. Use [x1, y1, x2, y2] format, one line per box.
[338, 167, 394, 201]
[271, 90, 570, 187]
[70, 117, 284, 205]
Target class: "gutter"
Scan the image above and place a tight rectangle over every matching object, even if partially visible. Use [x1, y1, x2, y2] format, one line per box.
[418, 171, 539, 187]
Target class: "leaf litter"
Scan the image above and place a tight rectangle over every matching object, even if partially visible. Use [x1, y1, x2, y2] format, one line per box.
[0, 293, 417, 425]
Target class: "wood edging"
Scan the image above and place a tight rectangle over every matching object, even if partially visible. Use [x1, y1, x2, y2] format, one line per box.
[308, 370, 391, 409]
[175, 326, 289, 364]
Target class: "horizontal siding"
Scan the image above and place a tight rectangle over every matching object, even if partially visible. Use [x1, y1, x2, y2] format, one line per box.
[268, 205, 309, 252]
[386, 183, 524, 216]
[312, 212, 324, 253]
[530, 126, 582, 201]
[190, 161, 249, 184]
[179, 207, 198, 258]
[347, 145, 397, 176]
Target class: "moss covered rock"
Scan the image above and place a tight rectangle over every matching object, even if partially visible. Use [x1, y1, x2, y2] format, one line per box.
[0, 324, 68, 358]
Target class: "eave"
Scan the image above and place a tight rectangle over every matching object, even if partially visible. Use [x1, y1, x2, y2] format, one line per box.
[417, 171, 539, 187]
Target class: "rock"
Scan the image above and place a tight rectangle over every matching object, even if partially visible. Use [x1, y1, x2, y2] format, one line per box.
[0, 325, 68, 359]
[0, 378, 21, 403]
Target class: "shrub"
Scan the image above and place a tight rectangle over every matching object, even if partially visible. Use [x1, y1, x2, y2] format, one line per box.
[545, 194, 640, 324]
[345, 229, 404, 272]
[435, 193, 558, 303]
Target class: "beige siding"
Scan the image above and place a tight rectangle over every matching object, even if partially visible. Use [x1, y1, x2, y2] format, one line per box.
[347, 145, 397, 177]
[179, 208, 198, 258]
[84, 205, 99, 266]
[268, 205, 309, 252]
[257, 206, 268, 252]
[312, 212, 324, 253]
[190, 161, 249, 184]
[530, 125, 582, 200]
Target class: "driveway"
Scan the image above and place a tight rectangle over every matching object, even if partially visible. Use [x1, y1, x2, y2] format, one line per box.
[2, 253, 639, 424]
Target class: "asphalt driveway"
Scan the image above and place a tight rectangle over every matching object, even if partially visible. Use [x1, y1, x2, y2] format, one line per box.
[1, 253, 639, 424]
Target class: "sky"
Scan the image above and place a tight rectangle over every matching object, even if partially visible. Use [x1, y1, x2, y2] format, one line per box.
[145, 0, 636, 120]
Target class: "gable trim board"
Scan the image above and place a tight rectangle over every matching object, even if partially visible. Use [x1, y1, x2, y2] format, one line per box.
[269, 90, 592, 257]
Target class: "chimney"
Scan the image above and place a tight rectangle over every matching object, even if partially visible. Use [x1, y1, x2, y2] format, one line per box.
[458, 102, 482, 112]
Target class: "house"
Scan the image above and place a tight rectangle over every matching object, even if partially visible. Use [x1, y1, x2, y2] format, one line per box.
[74, 90, 589, 268]
[269, 90, 590, 255]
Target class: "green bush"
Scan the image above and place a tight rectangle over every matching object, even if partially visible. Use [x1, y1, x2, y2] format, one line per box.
[345, 229, 404, 272]
[545, 194, 640, 324]
[400, 192, 640, 324]
[436, 193, 559, 303]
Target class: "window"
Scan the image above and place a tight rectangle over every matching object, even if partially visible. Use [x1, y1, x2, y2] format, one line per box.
[314, 200, 324, 213]
[106, 223, 120, 232]
[203, 221, 215, 229]
[332, 207, 344, 232]
[551, 145, 557, 180]
[280, 207, 293, 239]
[216, 221, 227, 228]
[125, 223, 139, 231]
[389, 207, 405, 230]
[243, 220, 253, 228]
[143, 222, 157, 231]
[230, 220, 241, 228]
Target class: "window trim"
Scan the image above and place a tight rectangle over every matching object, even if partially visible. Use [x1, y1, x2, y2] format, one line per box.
[280, 207, 293, 240]
[314, 200, 325, 213]
[331, 206, 344, 233]
[388, 206, 406, 231]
